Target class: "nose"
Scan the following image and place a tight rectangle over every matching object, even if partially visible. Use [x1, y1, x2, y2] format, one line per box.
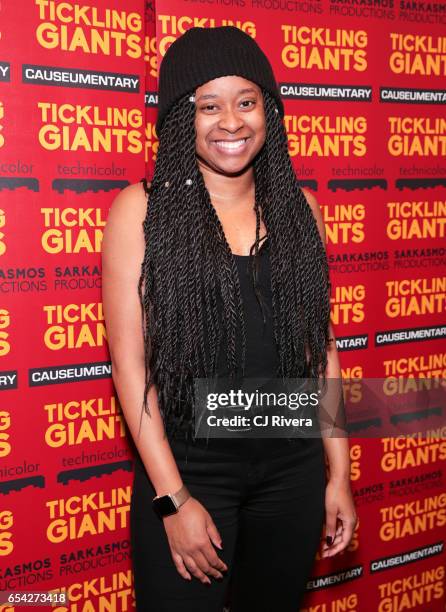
[217, 106, 244, 133]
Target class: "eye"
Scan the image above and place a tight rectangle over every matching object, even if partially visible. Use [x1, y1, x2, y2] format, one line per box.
[240, 99, 256, 108]
[200, 103, 218, 112]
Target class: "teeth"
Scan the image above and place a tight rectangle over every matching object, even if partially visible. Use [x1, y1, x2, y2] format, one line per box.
[214, 139, 246, 150]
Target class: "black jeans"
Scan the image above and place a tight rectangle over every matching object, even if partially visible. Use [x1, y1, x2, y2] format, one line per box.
[130, 436, 326, 612]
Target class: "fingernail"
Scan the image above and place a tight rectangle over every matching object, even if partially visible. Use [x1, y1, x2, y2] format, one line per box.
[326, 535, 333, 546]
[218, 541, 223, 549]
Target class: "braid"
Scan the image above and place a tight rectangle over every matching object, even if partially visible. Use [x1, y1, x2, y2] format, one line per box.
[137, 90, 331, 441]
[256, 92, 331, 379]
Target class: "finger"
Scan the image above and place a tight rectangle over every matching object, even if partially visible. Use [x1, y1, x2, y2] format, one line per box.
[324, 511, 338, 545]
[183, 554, 211, 584]
[201, 541, 228, 571]
[206, 519, 223, 551]
[193, 550, 223, 581]
[171, 551, 192, 581]
[200, 543, 228, 575]
[322, 522, 355, 557]
[323, 522, 343, 548]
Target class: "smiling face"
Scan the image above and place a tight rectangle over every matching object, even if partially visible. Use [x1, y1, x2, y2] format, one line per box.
[194, 75, 266, 177]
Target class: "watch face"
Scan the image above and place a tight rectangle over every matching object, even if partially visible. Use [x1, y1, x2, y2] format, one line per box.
[153, 495, 177, 517]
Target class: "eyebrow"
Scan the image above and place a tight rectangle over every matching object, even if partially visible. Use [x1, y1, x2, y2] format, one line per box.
[196, 88, 258, 102]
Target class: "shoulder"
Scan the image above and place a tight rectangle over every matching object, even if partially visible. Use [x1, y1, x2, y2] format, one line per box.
[300, 187, 326, 245]
[106, 180, 149, 226]
[102, 181, 149, 263]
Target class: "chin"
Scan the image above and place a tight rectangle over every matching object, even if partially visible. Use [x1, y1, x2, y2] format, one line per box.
[211, 157, 254, 176]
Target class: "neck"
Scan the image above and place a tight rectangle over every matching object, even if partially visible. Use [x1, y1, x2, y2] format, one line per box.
[197, 158, 255, 204]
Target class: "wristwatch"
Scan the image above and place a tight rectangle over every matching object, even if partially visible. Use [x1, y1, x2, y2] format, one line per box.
[152, 484, 191, 517]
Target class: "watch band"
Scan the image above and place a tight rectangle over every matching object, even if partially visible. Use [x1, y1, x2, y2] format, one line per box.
[170, 484, 190, 508]
[152, 484, 191, 515]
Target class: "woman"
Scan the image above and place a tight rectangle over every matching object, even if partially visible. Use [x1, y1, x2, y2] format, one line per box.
[102, 26, 357, 612]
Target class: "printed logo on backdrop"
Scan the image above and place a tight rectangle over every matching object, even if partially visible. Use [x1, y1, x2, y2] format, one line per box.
[322, 200, 390, 275]
[44, 396, 124, 447]
[388, 117, 445, 158]
[44, 398, 131, 493]
[285, 114, 367, 156]
[397, 5, 446, 24]
[389, 33, 446, 77]
[388, 198, 446, 270]
[36, 104, 137, 192]
[280, 25, 367, 71]
[0, 542, 131, 587]
[46, 487, 131, 542]
[353, 481, 385, 507]
[0, 507, 14, 557]
[387, 113, 446, 190]
[282, 113, 389, 194]
[47, 571, 134, 608]
[145, 91, 158, 107]
[376, 324, 446, 346]
[384, 277, 446, 318]
[379, 493, 446, 541]
[383, 350, 446, 378]
[301, 593, 359, 611]
[29, 361, 111, 387]
[59, 539, 131, 578]
[381, 433, 446, 472]
[280, 82, 372, 103]
[0, 62, 10, 83]
[377, 564, 444, 610]
[42, 302, 105, 351]
[0, 410, 11, 459]
[0, 308, 17, 391]
[330, 284, 367, 351]
[27, 303, 110, 387]
[23, 65, 140, 93]
[41, 208, 105, 254]
[37, 103, 144, 154]
[306, 566, 363, 591]
[35, 1, 144, 58]
[42, 394, 131, 488]
[156, 15, 256, 58]
[380, 86, 446, 104]
[387, 468, 444, 499]
[326, 0, 446, 22]
[0, 405, 43, 544]
[0, 102, 39, 192]
[0, 266, 102, 295]
[370, 541, 444, 573]
[247, 0, 324, 13]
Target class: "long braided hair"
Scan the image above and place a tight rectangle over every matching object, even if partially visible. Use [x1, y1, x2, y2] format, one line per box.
[137, 89, 331, 441]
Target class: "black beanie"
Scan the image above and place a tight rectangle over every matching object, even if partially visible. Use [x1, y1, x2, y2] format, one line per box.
[156, 26, 284, 135]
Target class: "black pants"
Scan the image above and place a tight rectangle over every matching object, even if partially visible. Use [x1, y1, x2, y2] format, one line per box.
[130, 436, 326, 612]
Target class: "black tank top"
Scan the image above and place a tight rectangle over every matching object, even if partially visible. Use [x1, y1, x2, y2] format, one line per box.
[220, 237, 279, 378]
[167, 236, 302, 456]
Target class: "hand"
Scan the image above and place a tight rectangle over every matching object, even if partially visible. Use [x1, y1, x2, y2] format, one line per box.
[321, 478, 358, 558]
[162, 497, 229, 584]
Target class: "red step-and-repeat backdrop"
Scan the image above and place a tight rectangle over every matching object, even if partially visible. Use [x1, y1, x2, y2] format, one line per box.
[0, 0, 445, 610]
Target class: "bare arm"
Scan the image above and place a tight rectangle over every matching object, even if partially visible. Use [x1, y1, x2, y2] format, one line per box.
[302, 187, 358, 558]
[301, 187, 350, 481]
[102, 182, 184, 497]
[101, 182, 228, 582]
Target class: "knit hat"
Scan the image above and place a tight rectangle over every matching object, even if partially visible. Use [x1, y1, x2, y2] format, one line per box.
[156, 26, 284, 134]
